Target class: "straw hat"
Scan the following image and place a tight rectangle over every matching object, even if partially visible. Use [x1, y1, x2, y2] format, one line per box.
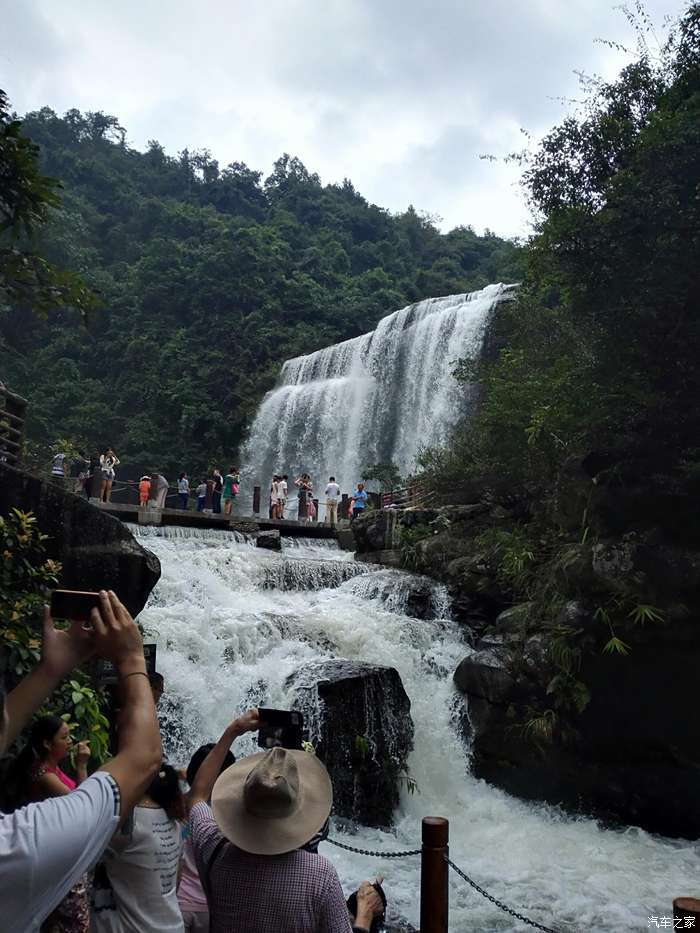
[211, 748, 333, 855]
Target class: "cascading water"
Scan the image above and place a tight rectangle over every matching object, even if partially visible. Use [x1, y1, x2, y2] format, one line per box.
[132, 525, 700, 931]
[241, 284, 517, 504]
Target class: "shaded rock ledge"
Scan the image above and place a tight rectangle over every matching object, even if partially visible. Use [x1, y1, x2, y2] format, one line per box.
[0, 462, 160, 617]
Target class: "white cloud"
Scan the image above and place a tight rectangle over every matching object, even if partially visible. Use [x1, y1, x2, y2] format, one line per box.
[0, 0, 688, 237]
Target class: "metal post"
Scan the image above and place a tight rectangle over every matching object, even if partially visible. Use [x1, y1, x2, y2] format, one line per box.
[420, 817, 449, 933]
[674, 898, 700, 926]
[312, 497, 319, 522]
[341, 493, 349, 521]
[253, 485, 261, 515]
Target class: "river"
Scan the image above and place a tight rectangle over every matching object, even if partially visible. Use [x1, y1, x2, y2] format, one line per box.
[132, 525, 700, 932]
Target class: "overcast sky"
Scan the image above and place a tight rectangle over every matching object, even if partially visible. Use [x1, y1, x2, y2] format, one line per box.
[1, 0, 687, 237]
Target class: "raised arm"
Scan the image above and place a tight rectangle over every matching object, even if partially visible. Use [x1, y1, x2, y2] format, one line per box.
[92, 591, 161, 821]
[189, 709, 259, 805]
[1, 608, 94, 754]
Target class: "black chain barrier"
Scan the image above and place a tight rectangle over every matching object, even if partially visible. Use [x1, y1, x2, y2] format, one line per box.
[445, 856, 562, 933]
[326, 837, 421, 859]
[325, 838, 562, 933]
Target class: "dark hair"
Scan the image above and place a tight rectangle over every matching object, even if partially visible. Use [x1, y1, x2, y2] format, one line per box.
[9, 714, 66, 803]
[147, 762, 185, 821]
[346, 882, 386, 931]
[229, 467, 236, 474]
[26, 715, 65, 761]
[329, 476, 335, 482]
[283, 475, 288, 480]
[186, 743, 236, 788]
[149, 672, 164, 689]
[179, 472, 186, 480]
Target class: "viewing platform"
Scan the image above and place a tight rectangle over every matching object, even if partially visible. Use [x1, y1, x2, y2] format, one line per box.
[95, 500, 340, 539]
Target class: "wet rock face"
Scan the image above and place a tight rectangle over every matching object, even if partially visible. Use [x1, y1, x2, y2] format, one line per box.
[0, 463, 160, 617]
[454, 618, 700, 838]
[255, 529, 282, 551]
[287, 660, 414, 827]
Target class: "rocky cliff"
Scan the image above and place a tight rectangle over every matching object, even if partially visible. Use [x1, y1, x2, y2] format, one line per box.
[351, 474, 700, 838]
[0, 463, 160, 617]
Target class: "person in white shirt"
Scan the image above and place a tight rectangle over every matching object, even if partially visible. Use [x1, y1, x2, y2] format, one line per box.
[324, 476, 341, 526]
[99, 449, 120, 503]
[278, 474, 288, 519]
[0, 591, 162, 932]
[91, 763, 185, 932]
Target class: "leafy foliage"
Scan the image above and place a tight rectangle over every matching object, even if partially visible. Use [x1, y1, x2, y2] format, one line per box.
[0, 509, 110, 763]
[0, 103, 522, 476]
[361, 461, 402, 491]
[0, 90, 97, 318]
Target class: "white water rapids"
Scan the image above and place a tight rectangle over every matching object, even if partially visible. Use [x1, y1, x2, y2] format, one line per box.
[132, 525, 700, 932]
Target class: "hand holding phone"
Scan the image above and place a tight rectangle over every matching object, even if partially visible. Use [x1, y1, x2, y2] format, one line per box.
[257, 708, 304, 750]
[50, 589, 102, 621]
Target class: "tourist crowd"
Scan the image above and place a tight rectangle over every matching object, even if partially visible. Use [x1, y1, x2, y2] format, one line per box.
[0, 591, 387, 932]
[50, 449, 372, 526]
[270, 474, 368, 526]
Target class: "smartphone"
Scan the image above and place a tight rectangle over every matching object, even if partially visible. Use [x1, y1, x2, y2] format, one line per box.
[50, 589, 101, 621]
[257, 708, 304, 750]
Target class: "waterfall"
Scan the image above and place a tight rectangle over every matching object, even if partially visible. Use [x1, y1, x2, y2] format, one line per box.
[241, 284, 517, 499]
[133, 526, 700, 931]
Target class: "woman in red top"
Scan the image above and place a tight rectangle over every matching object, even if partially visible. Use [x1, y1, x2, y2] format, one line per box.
[20, 715, 92, 931]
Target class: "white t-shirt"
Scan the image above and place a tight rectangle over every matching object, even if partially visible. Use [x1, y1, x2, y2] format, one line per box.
[0, 772, 121, 932]
[271, 481, 279, 500]
[91, 805, 184, 933]
[279, 479, 288, 499]
[51, 453, 66, 476]
[325, 482, 340, 499]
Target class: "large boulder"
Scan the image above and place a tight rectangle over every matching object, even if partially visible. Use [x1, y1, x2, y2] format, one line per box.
[454, 612, 700, 838]
[0, 463, 160, 617]
[287, 660, 414, 827]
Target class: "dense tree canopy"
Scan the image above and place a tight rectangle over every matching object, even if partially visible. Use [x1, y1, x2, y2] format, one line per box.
[0, 104, 522, 474]
[422, 2, 700, 498]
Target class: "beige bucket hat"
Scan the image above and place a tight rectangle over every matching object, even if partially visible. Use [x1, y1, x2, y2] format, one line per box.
[211, 747, 333, 855]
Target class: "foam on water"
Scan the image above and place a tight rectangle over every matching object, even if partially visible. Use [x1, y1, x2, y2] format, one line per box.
[135, 527, 700, 931]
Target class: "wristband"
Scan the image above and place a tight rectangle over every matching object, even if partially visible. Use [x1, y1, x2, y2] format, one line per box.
[120, 670, 149, 681]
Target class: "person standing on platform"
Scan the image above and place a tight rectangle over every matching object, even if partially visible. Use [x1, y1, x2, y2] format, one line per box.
[139, 475, 151, 507]
[152, 473, 169, 509]
[222, 468, 238, 517]
[270, 475, 280, 519]
[278, 474, 288, 519]
[195, 479, 207, 512]
[295, 473, 312, 521]
[178, 473, 190, 510]
[50, 451, 68, 486]
[351, 482, 368, 520]
[212, 469, 223, 514]
[324, 476, 341, 526]
[100, 448, 120, 503]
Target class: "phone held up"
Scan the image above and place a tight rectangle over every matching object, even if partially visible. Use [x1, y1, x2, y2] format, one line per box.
[257, 708, 304, 751]
[50, 589, 101, 621]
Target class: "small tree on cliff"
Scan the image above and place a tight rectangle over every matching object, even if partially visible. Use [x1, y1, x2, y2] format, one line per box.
[0, 89, 96, 317]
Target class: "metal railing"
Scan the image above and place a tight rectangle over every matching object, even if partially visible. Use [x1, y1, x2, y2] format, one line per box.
[0, 384, 27, 467]
[382, 484, 434, 510]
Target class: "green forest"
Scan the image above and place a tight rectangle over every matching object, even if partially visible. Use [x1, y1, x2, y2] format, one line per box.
[0, 100, 521, 475]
